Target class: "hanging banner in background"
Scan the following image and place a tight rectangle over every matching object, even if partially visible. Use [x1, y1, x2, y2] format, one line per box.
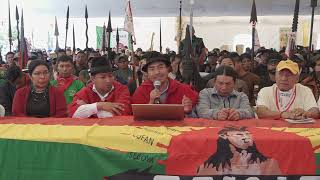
[279, 27, 291, 50]
[96, 26, 132, 51]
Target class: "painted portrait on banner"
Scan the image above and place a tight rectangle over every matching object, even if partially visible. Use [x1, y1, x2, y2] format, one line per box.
[196, 127, 281, 175]
[163, 125, 316, 175]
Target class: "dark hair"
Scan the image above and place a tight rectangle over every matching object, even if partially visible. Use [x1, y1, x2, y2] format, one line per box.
[5, 65, 23, 82]
[198, 127, 268, 172]
[221, 55, 235, 66]
[76, 51, 85, 55]
[240, 53, 252, 61]
[215, 65, 238, 82]
[132, 54, 140, 61]
[116, 54, 129, 62]
[57, 49, 66, 53]
[267, 52, 283, 64]
[219, 50, 230, 57]
[208, 52, 218, 57]
[28, 60, 50, 75]
[6, 52, 15, 59]
[57, 55, 73, 65]
[229, 52, 241, 63]
[170, 54, 182, 63]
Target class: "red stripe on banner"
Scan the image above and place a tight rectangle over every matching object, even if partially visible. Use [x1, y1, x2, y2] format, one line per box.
[313, 145, 320, 151]
[156, 142, 169, 149]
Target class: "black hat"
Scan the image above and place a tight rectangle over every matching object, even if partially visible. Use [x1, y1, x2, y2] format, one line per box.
[312, 53, 320, 63]
[141, 51, 170, 72]
[90, 56, 112, 75]
[116, 54, 129, 63]
[267, 52, 282, 65]
[292, 53, 305, 63]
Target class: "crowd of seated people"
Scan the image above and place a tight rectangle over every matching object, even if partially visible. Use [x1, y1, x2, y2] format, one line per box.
[0, 47, 319, 120]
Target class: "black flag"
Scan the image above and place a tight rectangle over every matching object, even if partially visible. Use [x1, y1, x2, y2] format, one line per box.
[160, 19, 162, 53]
[116, 27, 119, 53]
[54, 16, 59, 51]
[85, 5, 88, 51]
[20, 9, 27, 68]
[106, 11, 112, 51]
[72, 24, 76, 54]
[250, 0, 257, 24]
[65, 6, 69, 50]
[8, 0, 12, 51]
[309, 0, 317, 53]
[16, 5, 20, 52]
[250, 0, 258, 59]
[102, 23, 106, 54]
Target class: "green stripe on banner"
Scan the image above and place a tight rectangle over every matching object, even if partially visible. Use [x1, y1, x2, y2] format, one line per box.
[0, 139, 166, 180]
[316, 153, 320, 174]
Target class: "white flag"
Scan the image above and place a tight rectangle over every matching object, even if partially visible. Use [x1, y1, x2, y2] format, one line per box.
[285, 32, 296, 58]
[124, 0, 136, 43]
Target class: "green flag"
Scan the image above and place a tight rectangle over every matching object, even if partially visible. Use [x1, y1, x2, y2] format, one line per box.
[96, 26, 133, 50]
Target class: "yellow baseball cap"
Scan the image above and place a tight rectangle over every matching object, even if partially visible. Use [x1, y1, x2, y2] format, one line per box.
[276, 60, 299, 75]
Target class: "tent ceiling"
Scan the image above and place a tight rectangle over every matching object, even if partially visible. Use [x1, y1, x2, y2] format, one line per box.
[27, 0, 320, 18]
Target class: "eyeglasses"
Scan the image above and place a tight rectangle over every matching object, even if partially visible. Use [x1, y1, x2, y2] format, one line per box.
[32, 71, 50, 77]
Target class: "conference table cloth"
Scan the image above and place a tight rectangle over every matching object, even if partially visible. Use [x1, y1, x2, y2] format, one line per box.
[0, 116, 318, 180]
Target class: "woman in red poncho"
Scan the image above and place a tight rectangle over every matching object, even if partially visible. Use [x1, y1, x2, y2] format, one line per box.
[12, 60, 67, 117]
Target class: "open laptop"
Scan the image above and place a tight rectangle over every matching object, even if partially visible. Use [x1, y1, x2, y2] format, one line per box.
[132, 104, 185, 121]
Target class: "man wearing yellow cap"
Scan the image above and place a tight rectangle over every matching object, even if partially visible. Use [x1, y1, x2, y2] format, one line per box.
[256, 60, 319, 120]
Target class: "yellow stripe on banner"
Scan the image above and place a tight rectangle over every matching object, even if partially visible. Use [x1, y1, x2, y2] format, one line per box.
[0, 124, 204, 153]
[271, 128, 320, 150]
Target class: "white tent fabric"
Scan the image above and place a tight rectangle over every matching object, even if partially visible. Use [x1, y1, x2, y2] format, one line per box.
[1, 0, 320, 53]
[0, 15, 320, 53]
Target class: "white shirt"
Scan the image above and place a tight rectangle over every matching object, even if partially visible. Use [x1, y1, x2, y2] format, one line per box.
[278, 88, 295, 112]
[256, 83, 317, 112]
[73, 85, 115, 118]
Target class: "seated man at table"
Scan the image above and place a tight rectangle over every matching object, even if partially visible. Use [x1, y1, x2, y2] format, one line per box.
[69, 57, 131, 118]
[132, 51, 198, 115]
[256, 60, 319, 120]
[197, 66, 254, 120]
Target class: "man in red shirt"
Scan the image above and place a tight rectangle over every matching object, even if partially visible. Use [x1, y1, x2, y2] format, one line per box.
[132, 51, 198, 114]
[69, 57, 131, 118]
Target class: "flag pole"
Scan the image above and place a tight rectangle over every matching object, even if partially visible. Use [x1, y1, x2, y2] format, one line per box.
[54, 16, 59, 51]
[106, 11, 112, 53]
[8, 0, 12, 52]
[65, 6, 69, 51]
[102, 23, 106, 55]
[291, 0, 300, 59]
[20, 9, 25, 68]
[106, 11, 113, 66]
[85, 5, 89, 51]
[16, 6, 20, 52]
[160, 19, 162, 53]
[72, 24, 76, 54]
[250, 0, 257, 61]
[178, 0, 182, 49]
[116, 27, 119, 53]
[309, 0, 317, 55]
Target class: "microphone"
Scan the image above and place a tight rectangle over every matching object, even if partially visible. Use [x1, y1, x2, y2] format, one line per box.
[153, 80, 161, 104]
